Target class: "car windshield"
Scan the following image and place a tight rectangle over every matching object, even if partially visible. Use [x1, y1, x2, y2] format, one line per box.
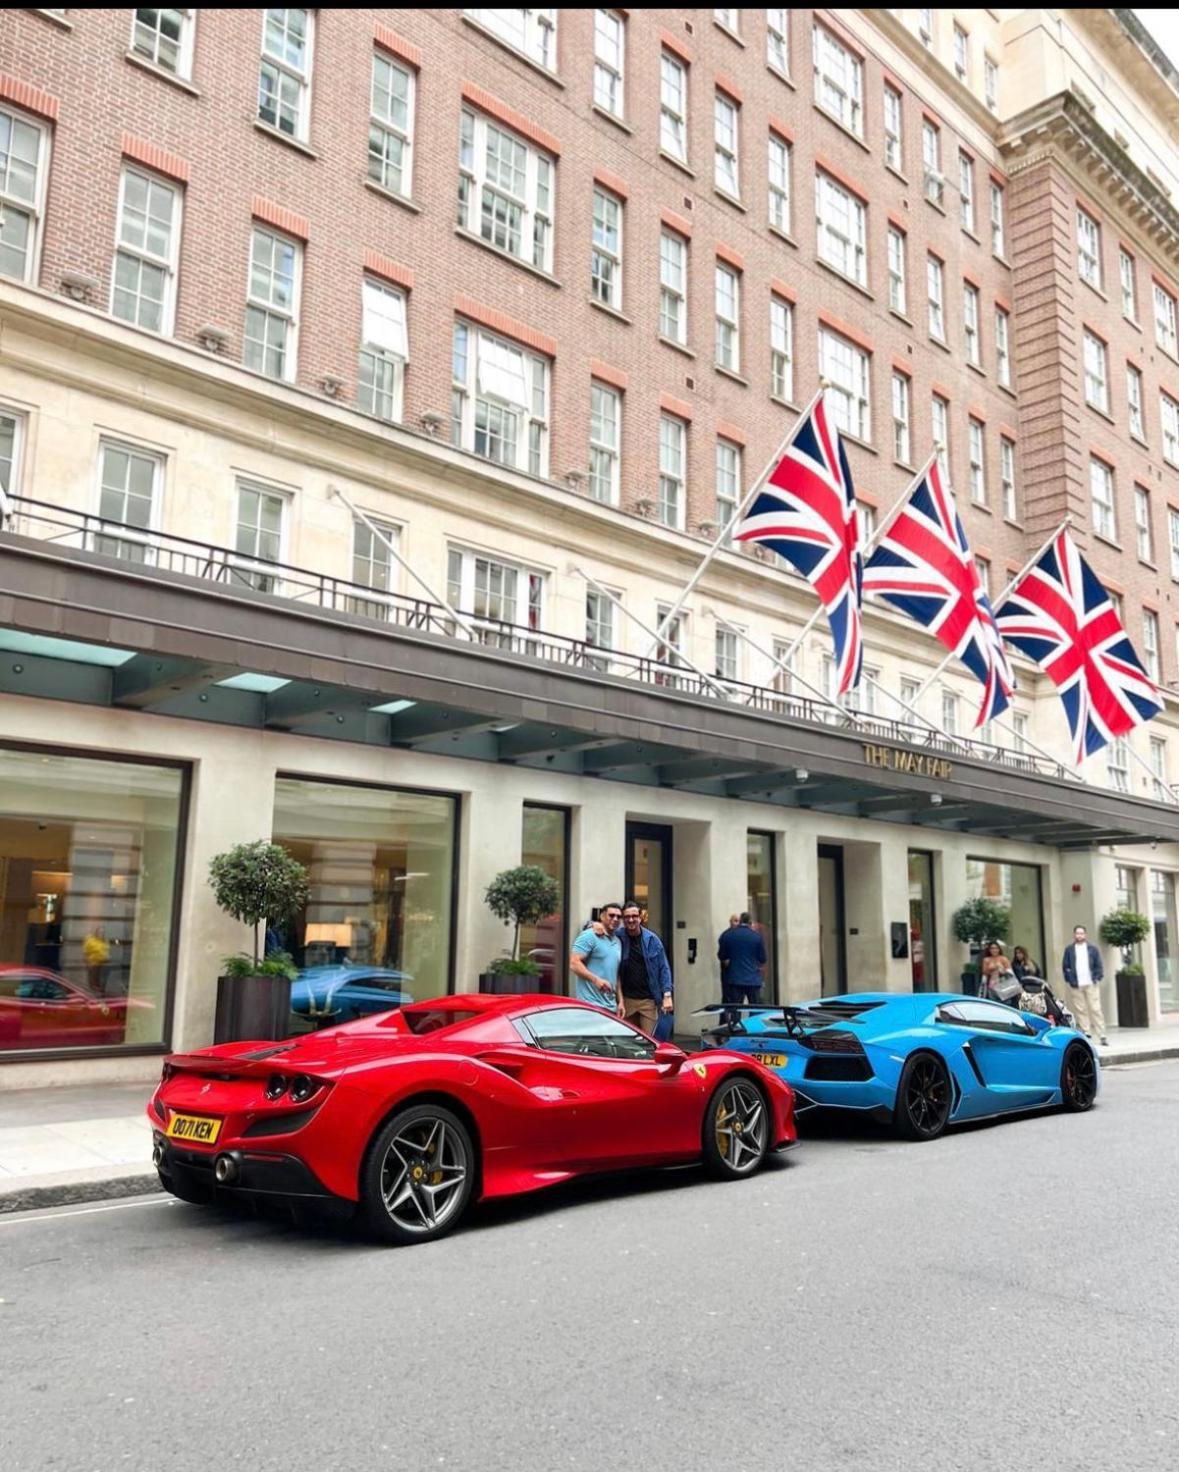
[522, 1007, 656, 1060]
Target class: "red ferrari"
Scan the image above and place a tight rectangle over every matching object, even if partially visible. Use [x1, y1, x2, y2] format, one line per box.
[149, 994, 797, 1244]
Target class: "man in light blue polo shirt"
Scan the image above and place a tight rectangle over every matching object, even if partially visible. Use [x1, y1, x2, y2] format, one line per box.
[569, 903, 622, 1011]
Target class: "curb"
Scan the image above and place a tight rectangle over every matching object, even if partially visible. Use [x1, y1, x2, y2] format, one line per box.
[0, 1172, 161, 1217]
[1101, 1044, 1179, 1067]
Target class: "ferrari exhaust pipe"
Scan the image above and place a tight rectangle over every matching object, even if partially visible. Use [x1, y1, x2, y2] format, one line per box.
[213, 1152, 241, 1185]
[152, 1139, 166, 1169]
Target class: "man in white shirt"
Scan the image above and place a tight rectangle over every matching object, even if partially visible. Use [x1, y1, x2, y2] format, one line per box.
[1061, 924, 1108, 1046]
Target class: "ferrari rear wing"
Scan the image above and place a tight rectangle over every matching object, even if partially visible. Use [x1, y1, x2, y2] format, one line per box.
[162, 1042, 304, 1077]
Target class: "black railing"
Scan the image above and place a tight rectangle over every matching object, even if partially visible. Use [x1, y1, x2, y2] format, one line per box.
[5, 496, 1078, 782]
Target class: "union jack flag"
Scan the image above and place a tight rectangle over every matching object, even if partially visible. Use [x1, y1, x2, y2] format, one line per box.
[861, 460, 1014, 726]
[732, 393, 863, 693]
[994, 527, 1162, 762]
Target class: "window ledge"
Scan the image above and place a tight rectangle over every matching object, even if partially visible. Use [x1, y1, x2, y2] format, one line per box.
[767, 64, 796, 90]
[364, 179, 423, 213]
[771, 394, 800, 411]
[1080, 277, 1108, 304]
[998, 381, 1017, 398]
[969, 499, 994, 516]
[454, 227, 561, 287]
[841, 432, 878, 455]
[1124, 314, 1142, 333]
[1130, 432, 1150, 450]
[816, 257, 874, 301]
[962, 227, 982, 246]
[32, 8, 74, 29]
[993, 252, 1010, 267]
[1163, 454, 1179, 472]
[659, 149, 696, 179]
[592, 103, 632, 135]
[885, 164, 909, 186]
[1086, 401, 1116, 426]
[125, 51, 201, 95]
[1093, 532, 1123, 553]
[658, 336, 695, 359]
[929, 333, 953, 354]
[460, 15, 566, 87]
[715, 364, 749, 387]
[812, 102, 870, 153]
[1003, 518, 1025, 531]
[715, 21, 746, 46]
[967, 360, 986, 377]
[768, 224, 798, 249]
[588, 298, 631, 325]
[889, 309, 913, 328]
[893, 459, 916, 474]
[254, 119, 318, 158]
[924, 196, 947, 216]
[1139, 558, 1159, 573]
[714, 187, 747, 213]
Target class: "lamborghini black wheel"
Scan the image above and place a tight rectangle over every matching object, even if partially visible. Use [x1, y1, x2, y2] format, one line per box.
[1060, 1041, 1098, 1112]
[893, 1053, 952, 1141]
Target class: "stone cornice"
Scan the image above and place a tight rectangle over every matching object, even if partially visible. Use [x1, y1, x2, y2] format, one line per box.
[859, 8, 1002, 145]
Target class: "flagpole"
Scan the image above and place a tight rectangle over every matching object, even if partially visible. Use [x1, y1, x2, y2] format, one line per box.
[1120, 739, 1179, 805]
[643, 384, 827, 658]
[328, 484, 480, 640]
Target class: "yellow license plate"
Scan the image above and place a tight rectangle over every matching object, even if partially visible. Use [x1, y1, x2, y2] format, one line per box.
[753, 1052, 787, 1069]
[166, 1113, 222, 1145]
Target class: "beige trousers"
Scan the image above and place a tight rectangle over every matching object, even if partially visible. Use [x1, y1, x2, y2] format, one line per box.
[1069, 983, 1107, 1039]
[621, 996, 659, 1034]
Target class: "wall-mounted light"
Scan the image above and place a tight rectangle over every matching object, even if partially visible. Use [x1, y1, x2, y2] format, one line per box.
[930, 793, 943, 806]
[795, 767, 809, 782]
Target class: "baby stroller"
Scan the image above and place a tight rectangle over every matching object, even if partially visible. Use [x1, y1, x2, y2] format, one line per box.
[1014, 975, 1075, 1027]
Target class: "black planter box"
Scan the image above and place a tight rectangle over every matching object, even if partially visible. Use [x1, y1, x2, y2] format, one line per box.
[478, 971, 546, 995]
[214, 973, 293, 1043]
[1115, 971, 1150, 1029]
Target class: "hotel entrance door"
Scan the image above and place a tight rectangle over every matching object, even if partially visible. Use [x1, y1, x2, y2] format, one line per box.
[625, 823, 672, 945]
[817, 844, 846, 996]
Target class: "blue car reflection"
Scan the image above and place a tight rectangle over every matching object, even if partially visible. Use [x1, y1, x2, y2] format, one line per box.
[289, 965, 414, 1027]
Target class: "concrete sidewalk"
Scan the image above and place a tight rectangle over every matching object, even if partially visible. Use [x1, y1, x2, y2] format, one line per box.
[3, 1021, 1179, 1214]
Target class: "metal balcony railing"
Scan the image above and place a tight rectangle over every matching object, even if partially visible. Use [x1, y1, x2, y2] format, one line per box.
[4, 496, 1077, 783]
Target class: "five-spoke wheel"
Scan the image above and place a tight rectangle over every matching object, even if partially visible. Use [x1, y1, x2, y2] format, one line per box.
[1061, 1041, 1098, 1112]
[894, 1053, 952, 1141]
[703, 1077, 770, 1178]
[360, 1103, 475, 1245]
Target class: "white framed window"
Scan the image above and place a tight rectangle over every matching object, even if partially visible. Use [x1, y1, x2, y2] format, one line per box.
[968, 418, 986, 505]
[1012, 711, 1029, 753]
[258, 9, 313, 142]
[941, 688, 960, 735]
[883, 84, 903, 172]
[953, 22, 969, 83]
[984, 55, 998, 112]
[111, 166, 180, 334]
[1155, 282, 1178, 357]
[888, 226, 906, 314]
[714, 91, 740, 198]
[819, 326, 870, 442]
[585, 586, 615, 663]
[926, 253, 945, 340]
[1162, 391, 1179, 466]
[464, 9, 557, 72]
[815, 170, 866, 287]
[1090, 456, 1116, 541]
[772, 639, 797, 698]
[932, 394, 950, 482]
[0, 105, 48, 283]
[94, 439, 161, 563]
[591, 187, 623, 310]
[770, 295, 793, 403]
[131, 9, 194, 78]
[976, 556, 991, 598]
[989, 181, 1005, 257]
[593, 10, 625, 117]
[922, 119, 943, 206]
[369, 50, 415, 198]
[715, 437, 741, 543]
[892, 371, 911, 464]
[244, 225, 301, 381]
[458, 107, 554, 273]
[447, 545, 546, 642]
[958, 150, 974, 233]
[451, 321, 550, 477]
[859, 502, 877, 540]
[1107, 737, 1130, 793]
[654, 604, 686, 686]
[1119, 248, 1138, 320]
[660, 50, 688, 162]
[232, 479, 286, 593]
[589, 381, 621, 505]
[1151, 736, 1169, 800]
[0, 408, 24, 503]
[996, 306, 1011, 389]
[350, 518, 401, 618]
[1135, 485, 1154, 563]
[715, 8, 739, 35]
[1076, 206, 1101, 288]
[658, 414, 687, 530]
[918, 9, 933, 47]
[715, 626, 739, 683]
[1127, 364, 1145, 440]
[1083, 330, 1109, 413]
[964, 284, 981, 366]
[825, 653, 875, 712]
[659, 230, 687, 344]
[1170, 510, 1179, 580]
[900, 675, 921, 714]
[1000, 437, 1017, 520]
[358, 277, 408, 423]
[768, 133, 790, 234]
[812, 23, 863, 138]
[715, 261, 740, 371]
[767, 8, 789, 74]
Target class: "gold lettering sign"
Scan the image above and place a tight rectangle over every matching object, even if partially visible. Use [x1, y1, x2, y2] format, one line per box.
[861, 743, 953, 780]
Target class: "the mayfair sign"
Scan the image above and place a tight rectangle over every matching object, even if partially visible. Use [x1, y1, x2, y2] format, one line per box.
[861, 743, 953, 779]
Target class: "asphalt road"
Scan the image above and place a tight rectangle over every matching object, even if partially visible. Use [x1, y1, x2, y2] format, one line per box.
[3, 1061, 1178, 1472]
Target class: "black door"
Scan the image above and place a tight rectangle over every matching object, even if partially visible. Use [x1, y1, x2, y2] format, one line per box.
[817, 843, 846, 996]
[625, 822, 673, 946]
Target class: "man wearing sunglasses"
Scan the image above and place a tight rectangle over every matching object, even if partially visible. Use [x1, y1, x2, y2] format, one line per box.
[569, 904, 623, 1011]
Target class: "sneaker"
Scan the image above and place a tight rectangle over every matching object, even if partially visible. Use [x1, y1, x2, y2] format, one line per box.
[1099, 1035, 1109, 1047]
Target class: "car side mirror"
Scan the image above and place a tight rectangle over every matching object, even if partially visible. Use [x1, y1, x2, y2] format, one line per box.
[654, 1041, 685, 1073]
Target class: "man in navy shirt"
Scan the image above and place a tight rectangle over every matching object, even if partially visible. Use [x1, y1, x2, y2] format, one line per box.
[718, 912, 767, 1022]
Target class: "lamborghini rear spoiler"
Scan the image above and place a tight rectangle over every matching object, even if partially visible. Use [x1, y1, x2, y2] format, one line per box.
[693, 1003, 850, 1041]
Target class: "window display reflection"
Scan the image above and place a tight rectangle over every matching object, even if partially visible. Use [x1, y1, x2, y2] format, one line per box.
[746, 831, 777, 1001]
[965, 856, 1044, 969]
[0, 746, 185, 1053]
[517, 805, 567, 993]
[272, 776, 456, 1028]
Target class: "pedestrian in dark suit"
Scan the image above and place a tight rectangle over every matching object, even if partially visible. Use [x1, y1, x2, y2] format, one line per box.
[718, 912, 767, 1022]
[1061, 924, 1108, 1046]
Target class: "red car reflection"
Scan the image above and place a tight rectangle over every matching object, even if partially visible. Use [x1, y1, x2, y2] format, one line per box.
[0, 966, 153, 1049]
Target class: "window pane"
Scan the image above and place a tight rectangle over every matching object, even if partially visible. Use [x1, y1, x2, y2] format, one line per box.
[518, 806, 567, 994]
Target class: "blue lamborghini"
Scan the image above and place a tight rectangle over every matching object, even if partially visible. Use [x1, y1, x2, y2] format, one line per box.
[289, 965, 414, 1027]
[698, 990, 1100, 1140]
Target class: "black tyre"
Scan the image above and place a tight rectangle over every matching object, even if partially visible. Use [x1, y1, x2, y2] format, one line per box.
[158, 1169, 214, 1206]
[359, 1103, 475, 1245]
[702, 1075, 770, 1179]
[1060, 1041, 1098, 1112]
[893, 1052, 952, 1141]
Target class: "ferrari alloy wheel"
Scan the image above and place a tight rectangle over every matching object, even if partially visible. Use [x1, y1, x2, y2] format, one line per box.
[1061, 1041, 1098, 1112]
[360, 1103, 475, 1245]
[703, 1077, 769, 1178]
[894, 1053, 952, 1141]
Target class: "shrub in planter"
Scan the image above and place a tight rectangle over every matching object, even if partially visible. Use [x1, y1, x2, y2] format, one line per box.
[1098, 906, 1151, 970]
[209, 841, 310, 970]
[951, 898, 1011, 986]
[483, 865, 560, 985]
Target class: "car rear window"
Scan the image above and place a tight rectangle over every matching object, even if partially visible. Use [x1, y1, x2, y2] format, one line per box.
[400, 1008, 483, 1035]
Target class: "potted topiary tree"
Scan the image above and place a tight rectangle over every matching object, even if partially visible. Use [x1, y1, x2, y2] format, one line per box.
[1099, 905, 1152, 1028]
[209, 840, 310, 1041]
[951, 897, 1011, 994]
[481, 865, 561, 995]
